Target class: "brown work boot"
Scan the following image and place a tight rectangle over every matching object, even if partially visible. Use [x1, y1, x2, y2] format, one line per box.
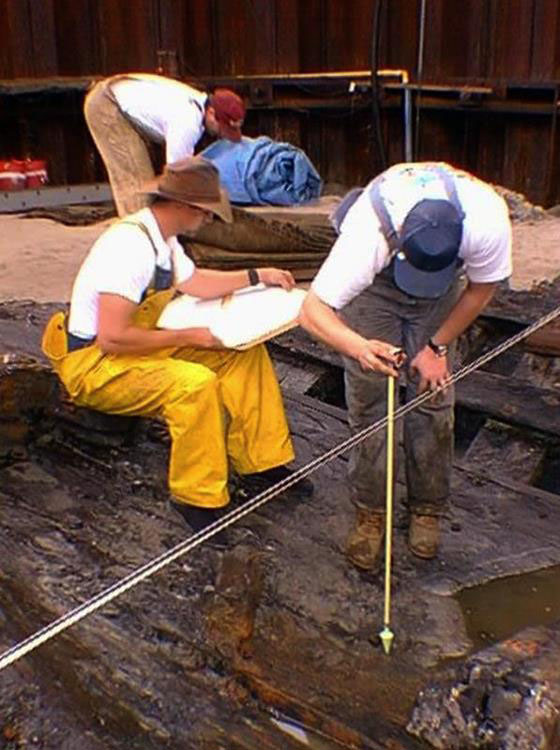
[408, 514, 440, 559]
[346, 509, 385, 571]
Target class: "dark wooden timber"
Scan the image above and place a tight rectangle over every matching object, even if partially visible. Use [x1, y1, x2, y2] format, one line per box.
[2, 297, 560, 748]
[272, 338, 560, 439]
[455, 370, 560, 438]
[524, 317, 560, 356]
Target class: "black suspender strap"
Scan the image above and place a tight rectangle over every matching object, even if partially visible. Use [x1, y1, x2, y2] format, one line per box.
[369, 177, 400, 252]
[120, 220, 159, 255]
[191, 98, 204, 115]
[368, 164, 466, 255]
[432, 165, 465, 220]
[330, 187, 364, 233]
[119, 220, 173, 293]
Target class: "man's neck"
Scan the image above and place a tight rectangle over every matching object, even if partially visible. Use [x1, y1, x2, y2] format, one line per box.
[150, 203, 176, 241]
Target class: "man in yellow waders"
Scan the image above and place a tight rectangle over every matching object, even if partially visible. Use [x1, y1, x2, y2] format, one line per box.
[42, 156, 310, 543]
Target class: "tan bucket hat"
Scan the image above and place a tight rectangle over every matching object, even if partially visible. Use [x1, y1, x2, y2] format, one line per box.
[140, 156, 232, 223]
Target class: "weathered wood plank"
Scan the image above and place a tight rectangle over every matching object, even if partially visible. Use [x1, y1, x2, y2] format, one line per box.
[2, 298, 560, 748]
[455, 370, 560, 437]
[524, 316, 560, 356]
[272, 357, 325, 393]
[462, 420, 546, 484]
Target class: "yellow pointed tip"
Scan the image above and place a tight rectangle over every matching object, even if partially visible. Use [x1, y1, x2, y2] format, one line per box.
[379, 626, 394, 655]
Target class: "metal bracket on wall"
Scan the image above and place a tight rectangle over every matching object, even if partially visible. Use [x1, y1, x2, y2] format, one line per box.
[249, 80, 274, 107]
[0, 183, 113, 213]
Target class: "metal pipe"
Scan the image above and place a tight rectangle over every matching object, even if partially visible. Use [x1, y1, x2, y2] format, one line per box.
[379, 69, 413, 162]
[375, 69, 413, 162]
[404, 87, 413, 161]
[414, 0, 427, 159]
[370, 0, 387, 170]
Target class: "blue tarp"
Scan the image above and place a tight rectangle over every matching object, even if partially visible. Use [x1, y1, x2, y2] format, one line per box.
[200, 136, 322, 206]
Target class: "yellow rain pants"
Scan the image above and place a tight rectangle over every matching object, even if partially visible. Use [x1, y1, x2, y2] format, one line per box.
[41, 289, 294, 508]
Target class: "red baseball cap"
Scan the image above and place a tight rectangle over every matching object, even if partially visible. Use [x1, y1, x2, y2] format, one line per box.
[209, 88, 245, 142]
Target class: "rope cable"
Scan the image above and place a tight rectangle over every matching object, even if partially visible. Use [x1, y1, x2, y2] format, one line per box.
[0, 303, 559, 672]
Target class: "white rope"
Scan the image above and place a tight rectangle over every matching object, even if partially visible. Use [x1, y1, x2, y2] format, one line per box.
[1, 303, 559, 672]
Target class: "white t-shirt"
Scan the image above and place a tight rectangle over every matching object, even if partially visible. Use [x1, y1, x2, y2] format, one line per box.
[312, 163, 513, 310]
[68, 208, 195, 338]
[110, 74, 208, 162]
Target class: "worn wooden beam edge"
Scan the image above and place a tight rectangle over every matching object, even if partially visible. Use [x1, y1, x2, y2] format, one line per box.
[454, 461, 560, 507]
[523, 318, 560, 356]
[1, 364, 559, 747]
[455, 370, 560, 437]
[283, 388, 560, 504]
[274, 331, 560, 438]
[237, 673, 417, 750]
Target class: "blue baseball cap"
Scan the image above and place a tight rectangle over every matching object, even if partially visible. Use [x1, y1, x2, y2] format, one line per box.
[393, 198, 464, 298]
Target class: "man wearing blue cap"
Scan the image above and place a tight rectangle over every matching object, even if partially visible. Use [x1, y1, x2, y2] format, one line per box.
[300, 162, 512, 571]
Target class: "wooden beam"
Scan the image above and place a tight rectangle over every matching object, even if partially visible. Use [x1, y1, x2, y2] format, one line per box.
[274, 329, 560, 437]
[524, 317, 560, 356]
[455, 370, 560, 437]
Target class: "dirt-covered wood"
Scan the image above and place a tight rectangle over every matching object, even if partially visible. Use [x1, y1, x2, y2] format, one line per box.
[408, 623, 560, 749]
[524, 317, 560, 356]
[2, 299, 560, 749]
[455, 370, 560, 437]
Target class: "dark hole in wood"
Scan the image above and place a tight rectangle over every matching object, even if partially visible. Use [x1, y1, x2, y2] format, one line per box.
[480, 344, 524, 376]
[454, 407, 487, 459]
[305, 364, 346, 408]
[305, 367, 488, 458]
[533, 445, 560, 496]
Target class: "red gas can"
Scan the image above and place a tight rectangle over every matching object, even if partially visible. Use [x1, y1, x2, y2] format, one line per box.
[0, 159, 26, 191]
[25, 159, 48, 189]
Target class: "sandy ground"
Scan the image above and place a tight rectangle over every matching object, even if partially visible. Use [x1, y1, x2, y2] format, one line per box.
[0, 211, 558, 303]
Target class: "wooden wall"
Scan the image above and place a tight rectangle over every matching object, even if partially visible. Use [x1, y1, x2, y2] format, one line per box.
[1, 0, 560, 205]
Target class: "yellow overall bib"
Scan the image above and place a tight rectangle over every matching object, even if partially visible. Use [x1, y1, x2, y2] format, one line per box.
[42, 283, 294, 509]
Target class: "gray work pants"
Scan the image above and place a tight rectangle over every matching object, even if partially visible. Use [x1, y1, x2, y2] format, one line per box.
[84, 78, 153, 217]
[341, 272, 466, 516]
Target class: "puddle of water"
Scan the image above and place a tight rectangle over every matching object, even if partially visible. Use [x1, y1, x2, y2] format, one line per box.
[457, 565, 560, 650]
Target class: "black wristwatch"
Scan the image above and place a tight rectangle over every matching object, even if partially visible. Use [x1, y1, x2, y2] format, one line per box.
[248, 268, 260, 286]
[427, 338, 449, 357]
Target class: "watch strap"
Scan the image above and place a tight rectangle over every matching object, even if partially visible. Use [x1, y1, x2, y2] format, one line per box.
[248, 268, 260, 286]
[428, 338, 448, 357]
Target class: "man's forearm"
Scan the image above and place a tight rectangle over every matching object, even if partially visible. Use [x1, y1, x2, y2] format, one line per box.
[300, 293, 368, 360]
[97, 324, 215, 354]
[178, 268, 253, 299]
[432, 281, 498, 346]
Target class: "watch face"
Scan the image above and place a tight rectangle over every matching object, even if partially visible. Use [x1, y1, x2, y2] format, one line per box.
[429, 339, 448, 356]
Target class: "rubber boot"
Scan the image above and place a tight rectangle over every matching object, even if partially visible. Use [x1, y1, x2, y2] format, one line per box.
[240, 465, 314, 498]
[170, 500, 229, 548]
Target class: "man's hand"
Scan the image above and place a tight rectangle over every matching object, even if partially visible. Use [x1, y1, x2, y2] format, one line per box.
[258, 267, 296, 290]
[357, 341, 405, 378]
[177, 327, 225, 349]
[410, 346, 450, 394]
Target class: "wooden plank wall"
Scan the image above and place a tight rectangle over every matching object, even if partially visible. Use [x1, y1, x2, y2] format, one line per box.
[1, 0, 560, 205]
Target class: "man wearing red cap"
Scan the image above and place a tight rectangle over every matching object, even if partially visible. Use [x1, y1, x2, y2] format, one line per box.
[84, 73, 245, 217]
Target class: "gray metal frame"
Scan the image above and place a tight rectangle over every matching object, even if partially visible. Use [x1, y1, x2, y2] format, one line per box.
[0, 183, 113, 213]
